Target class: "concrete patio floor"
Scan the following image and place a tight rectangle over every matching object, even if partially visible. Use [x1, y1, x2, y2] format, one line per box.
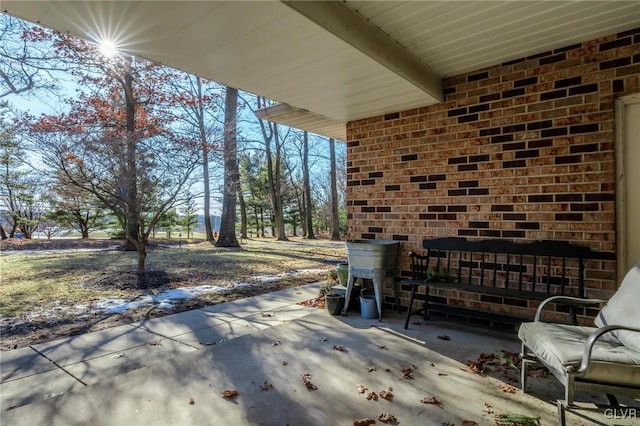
[1, 283, 637, 425]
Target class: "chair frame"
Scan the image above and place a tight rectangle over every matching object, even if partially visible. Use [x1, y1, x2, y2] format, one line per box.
[520, 296, 640, 424]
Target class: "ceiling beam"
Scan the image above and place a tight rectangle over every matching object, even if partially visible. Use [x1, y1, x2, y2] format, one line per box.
[282, 0, 443, 102]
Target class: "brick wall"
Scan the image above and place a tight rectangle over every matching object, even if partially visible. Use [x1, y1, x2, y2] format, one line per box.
[345, 29, 640, 318]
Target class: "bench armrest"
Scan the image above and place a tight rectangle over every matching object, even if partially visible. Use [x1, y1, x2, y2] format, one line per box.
[578, 325, 640, 373]
[534, 296, 607, 322]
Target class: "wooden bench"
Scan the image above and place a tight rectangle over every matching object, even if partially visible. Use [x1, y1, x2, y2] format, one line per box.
[401, 237, 594, 329]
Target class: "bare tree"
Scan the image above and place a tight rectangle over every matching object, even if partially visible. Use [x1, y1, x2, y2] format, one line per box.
[216, 86, 240, 247]
[302, 131, 316, 239]
[256, 97, 288, 241]
[0, 14, 64, 98]
[329, 138, 340, 240]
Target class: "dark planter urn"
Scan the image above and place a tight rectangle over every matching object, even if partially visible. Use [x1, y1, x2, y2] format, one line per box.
[325, 293, 345, 315]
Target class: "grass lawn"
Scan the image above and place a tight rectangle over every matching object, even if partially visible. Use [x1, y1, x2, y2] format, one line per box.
[0, 237, 346, 349]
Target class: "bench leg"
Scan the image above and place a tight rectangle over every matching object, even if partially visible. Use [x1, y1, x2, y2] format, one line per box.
[404, 285, 417, 329]
[423, 286, 430, 321]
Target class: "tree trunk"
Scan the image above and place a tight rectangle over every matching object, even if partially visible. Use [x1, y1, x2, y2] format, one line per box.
[271, 125, 288, 240]
[238, 186, 248, 239]
[303, 131, 315, 239]
[330, 138, 340, 241]
[0, 226, 6, 239]
[216, 86, 240, 247]
[123, 55, 139, 252]
[197, 78, 214, 242]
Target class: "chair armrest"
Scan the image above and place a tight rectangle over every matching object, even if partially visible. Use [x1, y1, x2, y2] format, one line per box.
[578, 325, 640, 373]
[534, 296, 606, 321]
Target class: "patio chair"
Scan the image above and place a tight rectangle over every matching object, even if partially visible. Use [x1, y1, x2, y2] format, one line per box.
[518, 263, 640, 424]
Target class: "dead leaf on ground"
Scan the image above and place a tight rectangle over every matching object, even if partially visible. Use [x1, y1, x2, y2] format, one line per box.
[483, 402, 494, 414]
[466, 361, 487, 376]
[378, 412, 397, 424]
[357, 383, 368, 394]
[499, 384, 517, 393]
[429, 361, 435, 367]
[188, 397, 195, 405]
[221, 390, 238, 399]
[367, 391, 379, 401]
[353, 419, 376, 426]
[379, 389, 394, 401]
[259, 381, 274, 391]
[302, 373, 317, 391]
[461, 421, 478, 426]
[421, 396, 443, 407]
[437, 335, 451, 341]
[282, 360, 288, 366]
[367, 366, 377, 372]
[401, 367, 414, 379]
[332, 345, 347, 352]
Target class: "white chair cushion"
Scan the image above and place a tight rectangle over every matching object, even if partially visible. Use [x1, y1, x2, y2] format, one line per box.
[519, 321, 640, 387]
[595, 263, 640, 352]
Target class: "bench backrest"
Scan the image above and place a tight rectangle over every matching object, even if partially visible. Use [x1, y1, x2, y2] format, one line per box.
[410, 237, 593, 297]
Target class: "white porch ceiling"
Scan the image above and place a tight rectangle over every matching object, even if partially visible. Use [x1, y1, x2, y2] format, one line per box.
[3, 1, 640, 141]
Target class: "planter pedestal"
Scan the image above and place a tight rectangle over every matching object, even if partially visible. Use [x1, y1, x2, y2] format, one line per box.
[341, 240, 399, 321]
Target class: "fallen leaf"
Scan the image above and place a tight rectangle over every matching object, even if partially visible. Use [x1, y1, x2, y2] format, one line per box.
[188, 397, 195, 405]
[499, 384, 517, 394]
[429, 361, 435, 367]
[282, 360, 288, 366]
[401, 367, 414, 379]
[259, 381, 274, 391]
[302, 373, 317, 390]
[357, 383, 368, 394]
[221, 390, 238, 399]
[466, 361, 487, 376]
[353, 419, 376, 426]
[367, 391, 379, 401]
[437, 335, 451, 341]
[421, 396, 443, 407]
[367, 366, 377, 372]
[332, 345, 347, 352]
[461, 421, 478, 426]
[378, 413, 397, 424]
[379, 389, 394, 401]
[483, 402, 494, 414]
